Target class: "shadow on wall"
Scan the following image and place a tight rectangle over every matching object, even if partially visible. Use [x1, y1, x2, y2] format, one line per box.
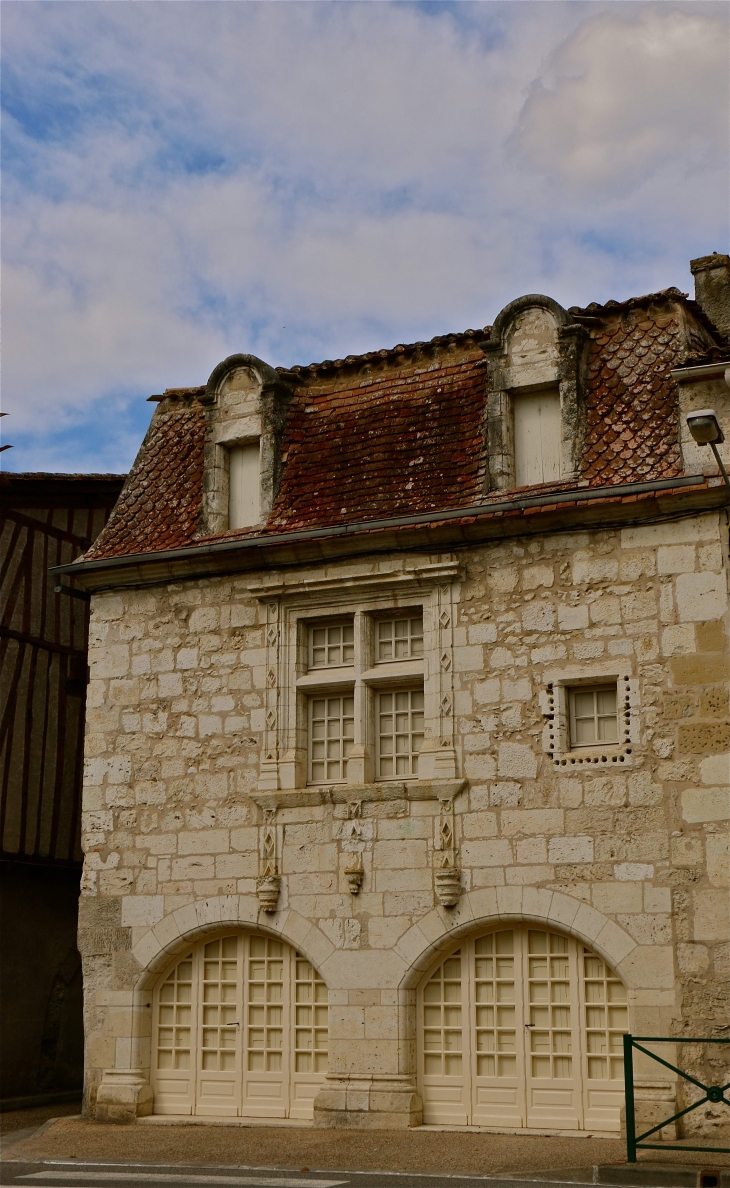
[0, 862, 84, 1104]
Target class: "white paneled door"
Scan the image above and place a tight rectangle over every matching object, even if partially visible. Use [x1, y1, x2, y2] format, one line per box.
[419, 927, 627, 1132]
[152, 933, 327, 1119]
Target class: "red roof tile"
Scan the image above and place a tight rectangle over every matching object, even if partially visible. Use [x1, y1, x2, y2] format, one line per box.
[581, 301, 684, 486]
[267, 350, 488, 531]
[83, 291, 727, 562]
[83, 389, 205, 560]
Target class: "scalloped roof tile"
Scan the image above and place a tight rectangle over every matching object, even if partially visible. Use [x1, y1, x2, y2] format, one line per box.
[83, 289, 729, 561]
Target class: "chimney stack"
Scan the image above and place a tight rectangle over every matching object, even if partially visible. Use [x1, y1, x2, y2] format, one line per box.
[690, 252, 730, 339]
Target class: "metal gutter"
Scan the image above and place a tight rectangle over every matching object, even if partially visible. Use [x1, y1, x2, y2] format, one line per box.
[670, 361, 730, 382]
[50, 473, 711, 583]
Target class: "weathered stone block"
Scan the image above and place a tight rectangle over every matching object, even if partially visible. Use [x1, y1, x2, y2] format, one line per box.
[670, 654, 729, 684]
[693, 889, 730, 941]
[497, 744, 537, 779]
[678, 722, 730, 754]
[675, 572, 726, 622]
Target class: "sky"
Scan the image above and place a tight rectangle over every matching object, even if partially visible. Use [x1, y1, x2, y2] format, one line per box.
[2, 0, 728, 475]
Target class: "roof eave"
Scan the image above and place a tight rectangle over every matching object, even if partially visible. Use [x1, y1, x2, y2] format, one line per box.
[670, 361, 730, 382]
[49, 476, 725, 595]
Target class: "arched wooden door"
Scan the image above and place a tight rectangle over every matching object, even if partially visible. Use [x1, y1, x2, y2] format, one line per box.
[152, 933, 328, 1119]
[418, 926, 627, 1132]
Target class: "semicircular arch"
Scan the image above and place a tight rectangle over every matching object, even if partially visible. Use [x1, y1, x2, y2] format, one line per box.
[132, 898, 337, 992]
[396, 888, 645, 992]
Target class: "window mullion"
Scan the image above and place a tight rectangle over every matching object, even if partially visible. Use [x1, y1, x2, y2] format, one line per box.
[348, 611, 372, 783]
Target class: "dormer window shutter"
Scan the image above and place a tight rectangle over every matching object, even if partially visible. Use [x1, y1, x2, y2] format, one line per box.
[228, 443, 261, 529]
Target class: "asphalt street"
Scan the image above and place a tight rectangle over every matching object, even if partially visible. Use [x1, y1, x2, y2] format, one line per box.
[0, 1158, 593, 1188]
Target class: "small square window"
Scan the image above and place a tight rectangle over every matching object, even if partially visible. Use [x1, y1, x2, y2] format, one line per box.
[308, 622, 354, 669]
[377, 687, 424, 779]
[569, 685, 618, 748]
[376, 616, 423, 663]
[308, 696, 354, 783]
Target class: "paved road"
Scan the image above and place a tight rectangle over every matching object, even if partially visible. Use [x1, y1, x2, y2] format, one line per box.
[0, 1158, 591, 1188]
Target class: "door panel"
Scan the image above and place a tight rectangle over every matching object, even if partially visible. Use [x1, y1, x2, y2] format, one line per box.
[418, 927, 626, 1132]
[242, 936, 288, 1118]
[580, 950, 628, 1130]
[152, 932, 327, 1119]
[290, 955, 330, 1120]
[471, 930, 524, 1128]
[524, 930, 581, 1129]
[419, 950, 470, 1124]
[153, 952, 195, 1115]
[196, 937, 242, 1116]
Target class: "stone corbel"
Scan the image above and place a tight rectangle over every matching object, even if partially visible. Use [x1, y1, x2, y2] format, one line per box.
[434, 794, 461, 907]
[256, 807, 281, 911]
[342, 800, 365, 894]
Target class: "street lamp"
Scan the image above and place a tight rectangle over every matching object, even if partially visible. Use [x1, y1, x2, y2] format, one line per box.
[686, 409, 730, 493]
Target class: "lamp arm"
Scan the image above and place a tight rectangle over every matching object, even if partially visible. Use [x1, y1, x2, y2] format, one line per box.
[709, 442, 730, 495]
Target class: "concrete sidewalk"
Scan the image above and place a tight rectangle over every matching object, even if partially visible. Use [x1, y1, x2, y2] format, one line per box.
[4, 1117, 729, 1179]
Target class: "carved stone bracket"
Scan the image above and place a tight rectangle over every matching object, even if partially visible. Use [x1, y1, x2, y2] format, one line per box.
[256, 807, 281, 911]
[342, 800, 365, 894]
[434, 794, 461, 907]
[344, 852, 364, 895]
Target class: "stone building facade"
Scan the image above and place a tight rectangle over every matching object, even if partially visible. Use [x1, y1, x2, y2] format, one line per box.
[56, 255, 730, 1135]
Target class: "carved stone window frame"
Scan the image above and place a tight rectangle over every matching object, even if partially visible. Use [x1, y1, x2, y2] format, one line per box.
[246, 558, 462, 793]
[540, 663, 638, 769]
[197, 352, 294, 537]
[480, 295, 587, 493]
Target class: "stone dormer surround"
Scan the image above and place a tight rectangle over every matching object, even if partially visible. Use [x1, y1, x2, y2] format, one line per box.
[480, 295, 587, 492]
[197, 353, 295, 537]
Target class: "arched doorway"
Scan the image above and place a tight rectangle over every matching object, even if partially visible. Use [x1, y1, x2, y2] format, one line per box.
[152, 932, 328, 1119]
[418, 925, 627, 1132]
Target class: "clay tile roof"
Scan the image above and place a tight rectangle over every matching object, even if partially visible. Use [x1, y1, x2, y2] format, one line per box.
[580, 298, 685, 486]
[82, 288, 727, 562]
[83, 388, 205, 560]
[280, 327, 489, 378]
[265, 351, 489, 532]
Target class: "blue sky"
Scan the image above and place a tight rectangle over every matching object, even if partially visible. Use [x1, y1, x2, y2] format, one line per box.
[2, 0, 728, 475]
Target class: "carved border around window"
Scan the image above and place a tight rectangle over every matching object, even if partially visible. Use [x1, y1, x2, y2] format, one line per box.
[540, 664, 637, 768]
[480, 295, 588, 493]
[247, 556, 462, 793]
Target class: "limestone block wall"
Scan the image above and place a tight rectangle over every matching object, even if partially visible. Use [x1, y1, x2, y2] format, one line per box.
[78, 510, 729, 1128]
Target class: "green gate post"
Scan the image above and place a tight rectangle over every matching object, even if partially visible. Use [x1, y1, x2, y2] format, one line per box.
[624, 1034, 637, 1163]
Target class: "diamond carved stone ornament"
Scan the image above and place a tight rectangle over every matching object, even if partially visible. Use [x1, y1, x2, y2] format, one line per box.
[257, 809, 280, 911]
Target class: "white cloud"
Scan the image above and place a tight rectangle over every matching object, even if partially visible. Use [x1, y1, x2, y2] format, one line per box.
[1, 2, 727, 471]
[517, 9, 728, 193]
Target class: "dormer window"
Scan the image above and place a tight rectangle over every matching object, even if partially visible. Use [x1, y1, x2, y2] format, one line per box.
[228, 442, 261, 530]
[197, 353, 293, 538]
[513, 387, 563, 487]
[481, 296, 585, 493]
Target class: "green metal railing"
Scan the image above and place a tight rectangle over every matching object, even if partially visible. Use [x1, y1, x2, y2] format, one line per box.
[624, 1034, 730, 1162]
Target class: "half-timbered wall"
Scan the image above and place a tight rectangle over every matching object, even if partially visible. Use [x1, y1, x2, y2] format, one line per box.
[0, 473, 124, 1103]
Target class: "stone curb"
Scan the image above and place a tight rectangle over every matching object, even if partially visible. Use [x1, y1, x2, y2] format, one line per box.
[498, 1165, 729, 1187]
